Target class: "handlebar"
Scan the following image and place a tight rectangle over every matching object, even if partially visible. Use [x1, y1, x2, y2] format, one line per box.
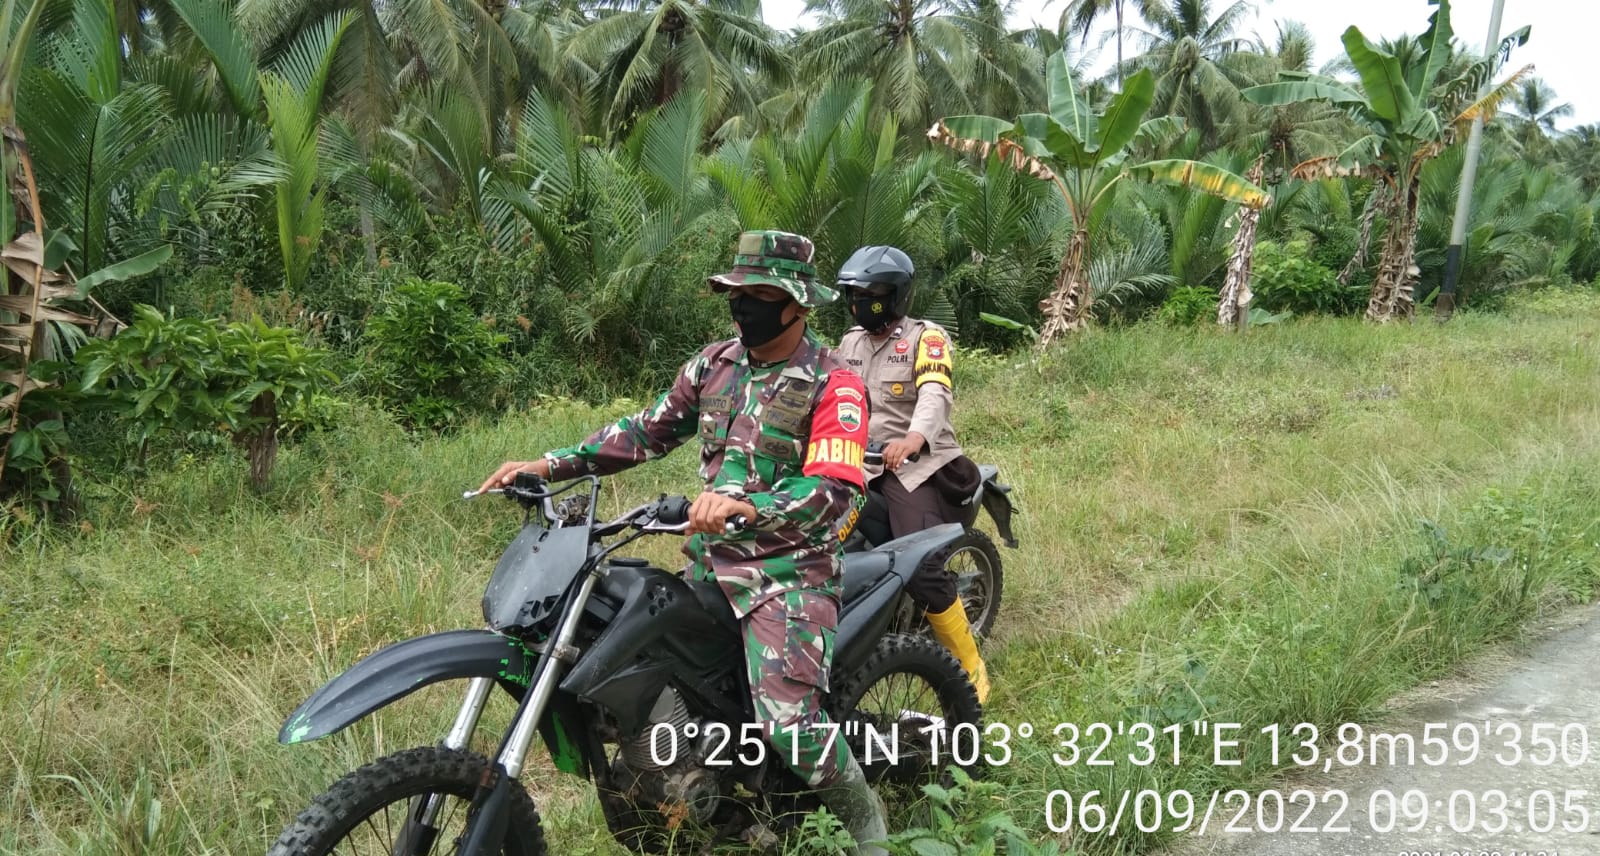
[653, 494, 748, 535]
[465, 445, 929, 536]
[467, 480, 752, 538]
[863, 440, 918, 467]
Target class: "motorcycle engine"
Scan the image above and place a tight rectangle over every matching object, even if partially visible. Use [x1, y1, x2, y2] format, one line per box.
[613, 686, 729, 826]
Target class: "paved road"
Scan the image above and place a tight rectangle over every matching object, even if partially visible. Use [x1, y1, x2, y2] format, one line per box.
[1162, 602, 1600, 856]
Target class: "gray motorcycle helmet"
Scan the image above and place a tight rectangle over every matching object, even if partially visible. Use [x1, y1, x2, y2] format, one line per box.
[835, 245, 916, 319]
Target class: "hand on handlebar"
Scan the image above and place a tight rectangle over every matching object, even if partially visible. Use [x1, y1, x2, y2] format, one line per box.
[686, 491, 756, 537]
[477, 458, 552, 494]
[882, 432, 925, 471]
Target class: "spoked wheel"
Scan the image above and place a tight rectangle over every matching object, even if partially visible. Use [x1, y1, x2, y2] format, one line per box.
[894, 528, 1004, 640]
[828, 633, 983, 788]
[944, 529, 1002, 638]
[266, 747, 547, 856]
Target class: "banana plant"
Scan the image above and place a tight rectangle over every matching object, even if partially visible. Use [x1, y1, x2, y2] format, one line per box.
[1241, 0, 1532, 322]
[2, 0, 167, 500]
[928, 51, 1268, 348]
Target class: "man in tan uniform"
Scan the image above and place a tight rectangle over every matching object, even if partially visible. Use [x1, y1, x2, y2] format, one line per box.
[833, 245, 989, 703]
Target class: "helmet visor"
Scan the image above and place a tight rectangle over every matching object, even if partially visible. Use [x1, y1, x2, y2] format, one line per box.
[837, 279, 896, 298]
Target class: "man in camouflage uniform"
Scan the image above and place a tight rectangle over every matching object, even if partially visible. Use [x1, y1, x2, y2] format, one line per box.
[833, 245, 990, 704]
[478, 231, 889, 855]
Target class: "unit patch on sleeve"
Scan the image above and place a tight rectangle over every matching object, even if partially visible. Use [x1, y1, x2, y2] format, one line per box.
[914, 329, 952, 389]
[803, 370, 869, 487]
[836, 401, 861, 431]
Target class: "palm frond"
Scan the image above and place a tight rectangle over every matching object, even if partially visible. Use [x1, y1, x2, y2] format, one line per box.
[166, 0, 261, 117]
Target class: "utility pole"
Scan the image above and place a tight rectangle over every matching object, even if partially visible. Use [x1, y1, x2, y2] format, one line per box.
[1435, 0, 1506, 321]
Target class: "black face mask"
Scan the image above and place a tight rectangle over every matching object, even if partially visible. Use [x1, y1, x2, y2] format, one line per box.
[730, 293, 798, 349]
[851, 294, 896, 333]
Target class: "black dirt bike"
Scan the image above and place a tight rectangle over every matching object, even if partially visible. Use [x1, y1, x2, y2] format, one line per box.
[266, 464, 984, 856]
[838, 441, 1018, 640]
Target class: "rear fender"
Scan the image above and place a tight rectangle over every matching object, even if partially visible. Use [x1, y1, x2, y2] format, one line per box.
[279, 629, 535, 745]
[980, 479, 1019, 548]
[871, 522, 967, 575]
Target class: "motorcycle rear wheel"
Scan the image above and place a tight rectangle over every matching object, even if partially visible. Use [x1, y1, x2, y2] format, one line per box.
[895, 528, 1003, 640]
[266, 746, 547, 856]
[828, 632, 983, 787]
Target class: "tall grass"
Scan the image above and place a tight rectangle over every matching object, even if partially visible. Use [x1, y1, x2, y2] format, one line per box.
[4, 291, 1599, 854]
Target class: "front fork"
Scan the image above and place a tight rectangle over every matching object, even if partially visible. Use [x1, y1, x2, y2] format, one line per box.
[400, 567, 604, 855]
[406, 675, 496, 833]
[458, 566, 604, 855]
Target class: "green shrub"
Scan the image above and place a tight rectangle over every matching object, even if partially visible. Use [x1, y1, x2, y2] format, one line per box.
[71, 306, 340, 490]
[1157, 286, 1217, 326]
[0, 369, 75, 505]
[1251, 240, 1364, 316]
[362, 278, 512, 430]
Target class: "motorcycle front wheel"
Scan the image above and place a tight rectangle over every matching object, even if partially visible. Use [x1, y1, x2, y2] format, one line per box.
[267, 746, 547, 856]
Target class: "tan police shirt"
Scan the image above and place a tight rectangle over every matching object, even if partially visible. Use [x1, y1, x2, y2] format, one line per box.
[836, 318, 962, 492]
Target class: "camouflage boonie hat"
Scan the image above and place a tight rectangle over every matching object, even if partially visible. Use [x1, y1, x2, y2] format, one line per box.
[708, 230, 839, 308]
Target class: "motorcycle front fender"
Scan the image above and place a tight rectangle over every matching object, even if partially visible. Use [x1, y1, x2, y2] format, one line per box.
[278, 629, 536, 745]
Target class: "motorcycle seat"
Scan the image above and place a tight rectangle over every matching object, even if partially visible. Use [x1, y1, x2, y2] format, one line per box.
[841, 551, 896, 604]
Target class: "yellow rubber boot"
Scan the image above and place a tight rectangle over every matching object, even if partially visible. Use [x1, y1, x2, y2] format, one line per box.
[925, 599, 990, 705]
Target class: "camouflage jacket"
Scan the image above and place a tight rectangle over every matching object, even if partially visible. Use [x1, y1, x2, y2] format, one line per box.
[543, 329, 869, 618]
[836, 318, 961, 492]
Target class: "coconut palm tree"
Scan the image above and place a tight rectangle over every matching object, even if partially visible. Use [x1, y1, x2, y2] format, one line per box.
[564, 0, 786, 137]
[1557, 123, 1600, 193]
[1059, 0, 1159, 87]
[1505, 77, 1572, 159]
[954, 0, 1047, 122]
[1114, 0, 1255, 147]
[1235, 20, 1355, 168]
[798, 0, 980, 132]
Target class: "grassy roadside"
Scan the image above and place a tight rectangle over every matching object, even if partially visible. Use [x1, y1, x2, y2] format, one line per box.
[3, 289, 1599, 855]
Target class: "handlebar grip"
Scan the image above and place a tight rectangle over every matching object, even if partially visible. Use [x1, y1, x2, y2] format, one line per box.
[863, 450, 919, 466]
[725, 515, 749, 534]
[656, 495, 692, 526]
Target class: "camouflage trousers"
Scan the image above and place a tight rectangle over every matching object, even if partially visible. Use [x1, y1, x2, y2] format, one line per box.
[742, 588, 849, 788]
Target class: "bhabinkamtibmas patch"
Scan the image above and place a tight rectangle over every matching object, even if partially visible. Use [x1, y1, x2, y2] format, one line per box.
[915, 329, 952, 389]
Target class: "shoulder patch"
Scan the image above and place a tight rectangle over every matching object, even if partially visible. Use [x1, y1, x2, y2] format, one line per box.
[803, 369, 868, 488]
[914, 328, 952, 389]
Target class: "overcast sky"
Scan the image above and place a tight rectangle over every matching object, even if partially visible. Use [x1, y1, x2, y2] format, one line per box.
[759, 0, 1593, 132]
